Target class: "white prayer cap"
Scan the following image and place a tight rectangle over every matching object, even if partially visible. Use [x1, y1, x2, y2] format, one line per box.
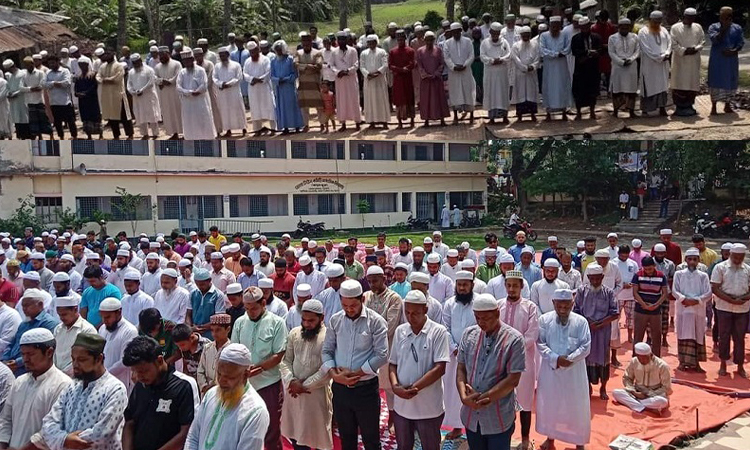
[654, 243, 667, 252]
[505, 269, 524, 280]
[259, 246, 271, 255]
[547, 236, 558, 242]
[450, 22, 462, 31]
[366, 34, 378, 43]
[60, 254, 75, 263]
[461, 241, 471, 249]
[52, 272, 70, 282]
[578, 17, 591, 25]
[99, 297, 122, 312]
[120, 242, 132, 250]
[594, 249, 610, 258]
[536, 14, 546, 22]
[340, 279, 363, 297]
[587, 263, 604, 275]
[505, 13, 516, 21]
[220, 343, 252, 366]
[162, 268, 178, 278]
[634, 342, 652, 355]
[258, 278, 274, 289]
[684, 7, 697, 16]
[499, 253, 515, 264]
[404, 290, 428, 305]
[226, 283, 243, 295]
[22, 289, 45, 303]
[116, 249, 130, 257]
[20, 328, 55, 345]
[55, 296, 80, 307]
[301, 299, 324, 314]
[180, 47, 194, 59]
[366, 265, 384, 276]
[147, 39, 157, 46]
[543, 259, 560, 268]
[490, 22, 502, 32]
[301, 237, 310, 243]
[472, 294, 498, 312]
[0, 237, 9, 243]
[178, 259, 192, 268]
[424, 31, 436, 39]
[721, 242, 733, 250]
[631, 238, 642, 248]
[210, 251, 224, 260]
[33, 237, 43, 243]
[228, 32, 236, 38]
[2, 59, 13, 68]
[520, 26, 532, 33]
[552, 288, 574, 301]
[146, 252, 160, 260]
[94, 48, 105, 56]
[298, 255, 312, 267]
[140, 238, 149, 243]
[730, 243, 747, 254]
[460, 259, 476, 269]
[251, 233, 261, 241]
[618, 17, 632, 25]
[485, 248, 498, 257]
[607, 232, 618, 239]
[685, 248, 700, 257]
[579, 0, 597, 9]
[189, 231, 198, 236]
[426, 254, 441, 264]
[447, 249, 459, 257]
[326, 263, 345, 278]
[246, 41, 258, 51]
[564, 7, 573, 13]
[30, 252, 45, 260]
[650, 10, 664, 19]
[36, 52, 46, 59]
[335, 31, 348, 38]
[549, 16, 562, 23]
[394, 262, 409, 272]
[308, 240, 317, 248]
[408, 271, 430, 284]
[423, 237, 433, 244]
[227, 243, 240, 253]
[297, 283, 312, 297]
[175, 35, 184, 41]
[413, 246, 425, 253]
[456, 270, 474, 281]
[659, 228, 673, 235]
[87, 252, 101, 260]
[388, 22, 398, 29]
[441, 20, 450, 27]
[123, 270, 141, 281]
[193, 48, 204, 55]
[197, 38, 208, 45]
[573, 14, 583, 21]
[521, 247, 534, 255]
[69, 45, 79, 53]
[130, 53, 141, 61]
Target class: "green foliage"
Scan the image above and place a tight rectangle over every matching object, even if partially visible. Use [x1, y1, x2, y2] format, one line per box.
[0, 196, 46, 237]
[113, 186, 147, 235]
[56, 207, 87, 232]
[357, 199, 370, 229]
[422, 10, 444, 30]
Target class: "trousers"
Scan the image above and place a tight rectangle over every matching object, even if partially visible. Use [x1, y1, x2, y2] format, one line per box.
[612, 389, 668, 413]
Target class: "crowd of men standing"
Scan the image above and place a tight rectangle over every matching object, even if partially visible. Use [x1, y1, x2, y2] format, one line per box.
[0, 224, 747, 450]
[0, 5, 744, 140]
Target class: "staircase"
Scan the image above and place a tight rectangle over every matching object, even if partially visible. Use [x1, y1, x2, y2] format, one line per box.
[615, 199, 686, 235]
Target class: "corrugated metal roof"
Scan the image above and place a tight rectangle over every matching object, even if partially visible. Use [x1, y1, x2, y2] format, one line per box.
[0, 22, 77, 54]
[0, 6, 69, 29]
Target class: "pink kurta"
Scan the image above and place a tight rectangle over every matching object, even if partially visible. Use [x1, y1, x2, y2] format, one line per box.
[499, 297, 539, 411]
[416, 45, 450, 120]
[330, 46, 361, 122]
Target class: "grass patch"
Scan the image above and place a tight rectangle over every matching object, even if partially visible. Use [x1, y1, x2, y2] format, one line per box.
[315, 0, 445, 37]
[739, 70, 750, 89]
[318, 229, 518, 249]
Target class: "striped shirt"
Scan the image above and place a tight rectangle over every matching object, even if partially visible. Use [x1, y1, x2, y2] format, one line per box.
[632, 269, 667, 315]
[457, 323, 525, 434]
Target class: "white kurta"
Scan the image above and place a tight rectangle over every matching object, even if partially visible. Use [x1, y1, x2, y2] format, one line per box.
[539, 32, 572, 110]
[480, 37, 511, 112]
[441, 295, 476, 428]
[670, 22, 705, 92]
[637, 27, 672, 96]
[154, 60, 183, 134]
[487, 274, 530, 301]
[199, 60, 223, 133]
[141, 269, 163, 297]
[185, 385, 270, 450]
[511, 40, 540, 104]
[99, 318, 139, 393]
[359, 47, 390, 123]
[177, 66, 216, 140]
[498, 298, 539, 411]
[153, 286, 191, 324]
[530, 278, 571, 316]
[608, 32, 640, 93]
[428, 272, 454, 304]
[673, 268, 711, 344]
[243, 56, 276, 122]
[330, 46, 361, 122]
[213, 60, 247, 130]
[536, 311, 591, 446]
[443, 36, 476, 108]
[501, 27, 521, 88]
[127, 66, 161, 124]
[121, 289, 155, 326]
[0, 78, 11, 136]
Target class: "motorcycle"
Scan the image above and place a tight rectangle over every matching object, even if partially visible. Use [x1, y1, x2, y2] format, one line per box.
[694, 211, 718, 237]
[406, 214, 430, 231]
[292, 218, 326, 238]
[503, 220, 538, 242]
[460, 210, 482, 228]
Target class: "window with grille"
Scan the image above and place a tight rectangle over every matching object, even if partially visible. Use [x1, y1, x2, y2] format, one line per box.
[76, 197, 101, 219]
[107, 141, 133, 155]
[352, 193, 395, 213]
[357, 143, 374, 160]
[248, 195, 268, 217]
[159, 196, 182, 220]
[293, 195, 309, 215]
[32, 141, 60, 156]
[402, 192, 411, 212]
[158, 140, 184, 155]
[229, 195, 239, 217]
[227, 141, 238, 158]
[415, 145, 428, 161]
[248, 141, 264, 158]
[336, 142, 345, 159]
[291, 142, 307, 159]
[432, 143, 444, 161]
[193, 141, 217, 157]
[201, 196, 220, 218]
[230, 195, 288, 217]
[448, 143, 473, 161]
[316, 142, 331, 159]
[71, 141, 95, 154]
[35, 197, 62, 223]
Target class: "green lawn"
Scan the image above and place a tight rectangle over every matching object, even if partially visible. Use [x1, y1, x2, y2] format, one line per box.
[317, 229, 517, 249]
[314, 0, 445, 37]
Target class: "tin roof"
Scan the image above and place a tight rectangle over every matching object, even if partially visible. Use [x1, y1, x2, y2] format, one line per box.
[0, 7, 75, 54]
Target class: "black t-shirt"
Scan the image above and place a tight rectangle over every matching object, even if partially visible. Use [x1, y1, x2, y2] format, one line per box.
[124, 367, 195, 450]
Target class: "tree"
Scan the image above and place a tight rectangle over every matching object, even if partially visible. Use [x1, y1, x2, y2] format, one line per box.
[117, 0, 128, 49]
[90, 209, 113, 239]
[356, 199, 370, 229]
[0, 196, 46, 237]
[56, 207, 87, 232]
[113, 187, 147, 236]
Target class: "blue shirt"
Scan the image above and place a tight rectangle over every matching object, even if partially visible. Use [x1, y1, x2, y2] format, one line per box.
[237, 271, 266, 290]
[322, 306, 388, 381]
[516, 262, 542, 286]
[80, 283, 122, 328]
[189, 286, 226, 339]
[20, 260, 33, 273]
[1, 311, 59, 375]
[390, 281, 411, 299]
[540, 248, 559, 267]
[507, 244, 534, 263]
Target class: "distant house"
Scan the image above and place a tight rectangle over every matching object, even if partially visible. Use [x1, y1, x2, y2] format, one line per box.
[0, 6, 78, 63]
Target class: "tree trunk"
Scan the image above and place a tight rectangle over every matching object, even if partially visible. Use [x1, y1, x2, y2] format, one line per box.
[117, 0, 127, 50]
[365, 0, 372, 23]
[339, 0, 348, 30]
[223, 0, 231, 40]
[186, 0, 193, 45]
[143, 0, 156, 42]
[582, 194, 589, 222]
[446, 0, 454, 22]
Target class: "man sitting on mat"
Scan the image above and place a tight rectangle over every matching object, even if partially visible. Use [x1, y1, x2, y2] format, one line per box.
[612, 342, 671, 414]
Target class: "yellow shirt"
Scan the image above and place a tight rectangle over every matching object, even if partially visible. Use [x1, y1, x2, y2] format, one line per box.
[699, 248, 719, 268]
[208, 234, 227, 249]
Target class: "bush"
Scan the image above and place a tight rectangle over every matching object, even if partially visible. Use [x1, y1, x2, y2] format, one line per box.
[0, 196, 47, 237]
[422, 10, 444, 31]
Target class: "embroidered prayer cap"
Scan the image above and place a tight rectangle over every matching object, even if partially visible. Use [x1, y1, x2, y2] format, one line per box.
[258, 278, 274, 289]
[408, 272, 430, 284]
[243, 286, 263, 303]
[178, 259, 192, 268]
[684, 8, 697, 16]
[210, 251, 224, 260]
[485, 248, 498, 257]
[472, 293, 498, 311]
[60, 254, 75, 263]
[607, 232, 618, 239]
[23, 272, 41, 282]
[412, 246, 425, 253]
[721, 242, 733, 251]
[210, 313, 232, 325]
[521, 247, 534, 255]
[547, 236, 558, 242]
[130, 53, 141, 61]
[549, 16, 562, 23]
[543, 259, 560, 268]
[301, 299, 324, 314]
[219, 343, 252, 366]
[193, 268, 211, 281]
[20, 328, 55, 345]
[394, 262, 409, 272]
[124, 270, 142, 281]
[228, 243, 241, 253]
[631, 238, 642, 247]
[146, 252, 160, 261]
[340, 279, 363, 297]
[505, 269, 524, 280]
[578, 17, 591, 25]
[404, 290, 427, 305]
[99, 297, 122, 311]
[618, 17, 631, 25]
[298, 255, 312, 266]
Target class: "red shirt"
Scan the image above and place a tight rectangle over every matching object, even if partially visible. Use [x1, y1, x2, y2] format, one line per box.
[0, 279, 19, 306]
[270, 272, 296, 305]
[651, 241, 682, 268]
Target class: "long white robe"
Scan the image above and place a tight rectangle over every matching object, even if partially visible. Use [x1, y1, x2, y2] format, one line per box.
[126, 66, 161, 124]
[539, 32, 572, 110]
[511, 39, 540, 104]
[213, 60, 247, 130]
[480, 37, 511, 112]
[359, 47, 390, 123]
[536, 311, 591, 446]
[330, 46, 360, 122]
[441, 295, 476, 428]
[608, 32, 640, 94]
[6, 69, 29, 125]
[98, 318, 139, 394]
[185, 385, 269, 450]
[199, 59, 223, 133]
[670, 22, 705, 92]
[177, 66, 216, 140]
[501, 26, 521, 88]
[498, 298, 539, 411]
[0, 78, 11, 136]
[637, 27, 672, 96]
[443, 36, 476, 108]
[673, 268, 711, 345]
[530, 278, 571, 316]
[154, 60, 183, 135]
[242, 55, 276, 122]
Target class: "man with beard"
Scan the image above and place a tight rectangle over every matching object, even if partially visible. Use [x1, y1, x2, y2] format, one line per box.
[408, 247, 428, 276]
[322, 280, 388, 450]
[517, 247, 542, 287]
[122, 336, 196, 450]
[57, 254, 82, 293]
[255, 247, 275, 277]
[476, 248, 501, 283]
[253, 278, 286, 319]
[440, 271, 478, 440]
[120, 271, 154, 327]
[388, 286, 450, 450]
[673, 248, 712, 373]
[488, 254, 531, 300]
[574, 264, 619, 400]
[498, 271, 538, 450]
[142, 253, 164, 297]
[185, 343, 270, 450]
[51, 272, 81, 317]
[39, 333, 129, 450]
[293, 255, 327, 302]
[316, 264, 345, 326]
[285, 284, 312, 331]
[97, 297, 138, 394]
[279, 299, 333, 450]
[53, 296, 96, 376]
[585, 249, 624, 365]
[231, 286, 287, 450]
[3, 289, 59, 376]
[406, 273, 445, 323]
[392, 238, 413, 266]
